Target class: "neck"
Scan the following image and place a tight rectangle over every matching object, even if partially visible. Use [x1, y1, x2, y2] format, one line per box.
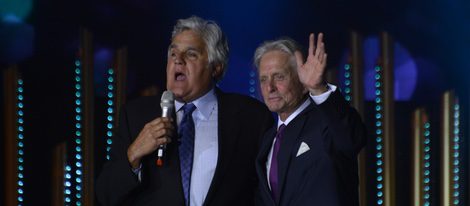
[175, 84, 215, 103]
[278, 95, 308, 121]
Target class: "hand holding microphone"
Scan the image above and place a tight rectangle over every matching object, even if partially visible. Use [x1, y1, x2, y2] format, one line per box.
[127, 90, 174, 169]
[157, 90, 175, 166]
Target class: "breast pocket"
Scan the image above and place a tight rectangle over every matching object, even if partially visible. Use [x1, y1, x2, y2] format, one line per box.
[290, 139, 318, 176]
[286, 137, 329, 190]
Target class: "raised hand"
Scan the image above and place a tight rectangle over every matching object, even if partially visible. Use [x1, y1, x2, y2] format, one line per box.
[295, 33, 328, 95]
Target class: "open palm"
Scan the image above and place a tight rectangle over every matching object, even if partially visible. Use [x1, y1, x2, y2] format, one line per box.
[295, 33, 328, 95]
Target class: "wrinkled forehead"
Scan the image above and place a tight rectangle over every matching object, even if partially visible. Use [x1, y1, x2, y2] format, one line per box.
[258, 51, 295, 74]
[169, 30, 206, 52]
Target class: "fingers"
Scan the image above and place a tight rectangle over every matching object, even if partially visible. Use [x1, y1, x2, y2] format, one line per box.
[155, 135, 172, 146]
[134, 118, 174, 148]
[146, 117, 172, 127]
[308, 33, 315, 56]
[152, 127, 174, 141]
[294, 51, 304, 70]
[147, 118, 174, 142]
[128, 117, 175, 167]
[146, 118, 173, 132]
[317, 44, 326, 64]
[308, 33, 326, 61]
[315, 33, 324, 58]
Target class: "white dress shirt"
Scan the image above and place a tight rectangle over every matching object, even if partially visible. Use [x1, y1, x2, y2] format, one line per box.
[175, 88, 218, 206]
[266, 84, 337, 188]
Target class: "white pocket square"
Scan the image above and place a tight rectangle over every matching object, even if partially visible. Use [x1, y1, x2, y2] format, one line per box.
[296, 142, 310, 157]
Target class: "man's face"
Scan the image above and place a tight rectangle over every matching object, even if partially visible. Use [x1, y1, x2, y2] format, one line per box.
[258, 50, 305, 120]
[166, 30, 219, 102]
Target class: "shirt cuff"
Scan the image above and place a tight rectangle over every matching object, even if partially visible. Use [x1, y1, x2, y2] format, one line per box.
[131, 164, 142, 182]
[309, 83, 337, 105]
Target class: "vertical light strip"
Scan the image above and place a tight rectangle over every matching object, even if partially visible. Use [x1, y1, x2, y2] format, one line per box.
[423, 120, 431, 206]
[412, 109, 431, 206]
[74, 59, 83, 205]
[106, 68, 115, 160]
[78, 28, 95, 205]
[380, 32, 396, 206]
[412, 109, 423, 206]
[374, 65, 384, 205]
[17, 78, 25, 205]
[343, 63, 352, 102]
[349, 31, 366, 206]
[441, 91, 461, 206]
[64, 164, 72, 204]
[452, 101, 460, 205]
[249, 70, 256, 98]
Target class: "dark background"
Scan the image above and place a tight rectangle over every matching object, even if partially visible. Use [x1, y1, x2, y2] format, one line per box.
[1, 0, 469, 205]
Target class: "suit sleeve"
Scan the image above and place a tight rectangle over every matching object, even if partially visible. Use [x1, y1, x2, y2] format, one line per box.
[315, 89, 366, 155]
[96, 106, 141, 206]
[314, 89, 366, 206]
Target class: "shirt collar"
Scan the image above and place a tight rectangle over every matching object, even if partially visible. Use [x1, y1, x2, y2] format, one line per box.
[175, 88, 217, 120]
[277, 98, 311, 129]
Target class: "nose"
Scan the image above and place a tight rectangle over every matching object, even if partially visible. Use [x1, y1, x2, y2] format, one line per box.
[173, 53, 184, 65]
[267, 79, 276, 93]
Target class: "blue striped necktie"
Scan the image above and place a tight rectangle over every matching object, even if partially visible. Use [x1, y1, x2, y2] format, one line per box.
[178, 103, 196, 206]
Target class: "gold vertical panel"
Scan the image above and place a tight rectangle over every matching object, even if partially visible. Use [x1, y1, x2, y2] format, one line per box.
[349, 31, 367, 206]
[381, 32, 395, 206]
[80, 28, 95, 206]
[52, 142, 67, 206]
[115, 47, 128, 125]
[411, 109, 423, 206]
[3, 66, 19, 206]
[441, 90, 456, 206]
[350, 31, 364, 114]
[411, 108, 427, 206]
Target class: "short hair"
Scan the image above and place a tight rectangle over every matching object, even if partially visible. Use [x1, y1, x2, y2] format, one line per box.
[253, 38, 301, 71]
[171, 16, 229, 81]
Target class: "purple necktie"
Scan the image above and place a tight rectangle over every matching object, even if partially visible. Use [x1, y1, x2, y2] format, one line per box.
[269, 124, 286, 202]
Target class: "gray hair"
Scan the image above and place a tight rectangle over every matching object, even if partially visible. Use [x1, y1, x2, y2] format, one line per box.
[172, 16, 229, 81]
[253, 38, 301, 71]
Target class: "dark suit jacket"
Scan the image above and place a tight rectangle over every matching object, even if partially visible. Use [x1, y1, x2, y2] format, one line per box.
[96, 88, 274, 206]
[255, 90, 366, 206]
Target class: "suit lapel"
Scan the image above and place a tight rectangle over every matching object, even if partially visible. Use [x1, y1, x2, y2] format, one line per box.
[203, 89, 240, 206]
[277, 104, 315, 203]
[256, 127, 277, 203]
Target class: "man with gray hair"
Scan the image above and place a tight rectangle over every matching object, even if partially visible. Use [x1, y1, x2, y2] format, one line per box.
[96, 16, 273, 206]
[254, 34, 366, 206]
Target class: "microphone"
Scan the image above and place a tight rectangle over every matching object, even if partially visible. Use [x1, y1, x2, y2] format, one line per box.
[157, 90, 174, 166]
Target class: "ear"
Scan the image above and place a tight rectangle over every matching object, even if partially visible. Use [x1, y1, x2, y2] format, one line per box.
[212, 64, 223, 80]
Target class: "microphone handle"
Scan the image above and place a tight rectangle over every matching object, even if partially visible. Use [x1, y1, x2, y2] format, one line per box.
[157, 106, 170, 166]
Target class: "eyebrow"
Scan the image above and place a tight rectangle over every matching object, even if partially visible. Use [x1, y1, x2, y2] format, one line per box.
[168, 44, 201, 53]
[261, 71, 285, 76]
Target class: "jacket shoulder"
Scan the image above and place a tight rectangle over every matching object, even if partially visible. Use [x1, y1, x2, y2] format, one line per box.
[220, 92, 269, 111]
[123, 96, 160, 114]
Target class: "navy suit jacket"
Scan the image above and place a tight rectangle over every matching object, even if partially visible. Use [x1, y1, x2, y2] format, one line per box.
[255, 90, 366, 206]
[96, 88, 274, 206]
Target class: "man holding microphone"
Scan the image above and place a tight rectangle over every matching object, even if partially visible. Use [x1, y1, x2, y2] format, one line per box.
[96, 16, 273, 206]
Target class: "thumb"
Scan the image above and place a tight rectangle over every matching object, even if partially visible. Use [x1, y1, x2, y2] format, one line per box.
[294, 51, 304, 70]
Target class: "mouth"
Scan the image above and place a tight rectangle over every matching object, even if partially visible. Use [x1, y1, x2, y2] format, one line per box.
[268, 96, 282, 102]
[175, 72, 187, 81]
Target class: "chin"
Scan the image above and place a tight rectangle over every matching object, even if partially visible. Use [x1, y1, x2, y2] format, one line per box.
[167, 87, 183, 96]
[266, 106, 278, 113]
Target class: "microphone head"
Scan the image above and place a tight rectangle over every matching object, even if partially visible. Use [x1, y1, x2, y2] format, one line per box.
[160, 90, 175, 109]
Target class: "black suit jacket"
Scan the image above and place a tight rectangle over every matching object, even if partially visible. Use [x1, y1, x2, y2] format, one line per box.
[255, 90, 366, 206]
[96, 88, 274, 206]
